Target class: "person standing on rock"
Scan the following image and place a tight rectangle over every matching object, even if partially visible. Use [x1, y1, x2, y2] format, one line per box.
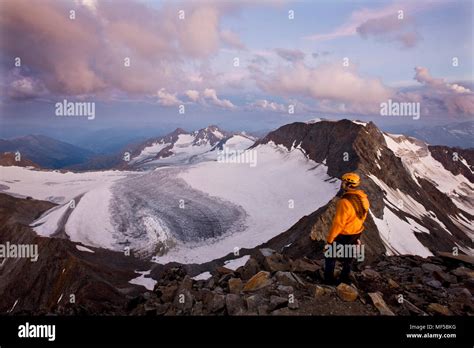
[311, 172, 370, 285]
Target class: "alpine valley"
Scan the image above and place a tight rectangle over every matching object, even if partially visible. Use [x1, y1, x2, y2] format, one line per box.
[0, 119, 472, 316]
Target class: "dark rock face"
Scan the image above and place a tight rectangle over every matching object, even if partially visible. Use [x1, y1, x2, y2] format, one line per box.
[428, 145, 474, 180]
[253, 119, 361, 178]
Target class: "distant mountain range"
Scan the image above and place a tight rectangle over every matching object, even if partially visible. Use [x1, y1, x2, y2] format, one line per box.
[2, 120, 471, 171]
[0, 135, 95, 169]
[405, 121, 474, 148]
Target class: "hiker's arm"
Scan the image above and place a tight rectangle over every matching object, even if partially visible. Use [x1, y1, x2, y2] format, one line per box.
[326, 199, 350, 243]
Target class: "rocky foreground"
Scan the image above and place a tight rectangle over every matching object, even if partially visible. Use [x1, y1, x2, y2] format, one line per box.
[127, 249, 474, 316]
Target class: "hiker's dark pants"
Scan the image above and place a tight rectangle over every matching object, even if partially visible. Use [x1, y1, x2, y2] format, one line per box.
[324, 233, 361, 283]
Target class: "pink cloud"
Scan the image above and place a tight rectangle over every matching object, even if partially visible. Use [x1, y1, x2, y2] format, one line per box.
[411, 66, 474, 116]
[274, 48, 305, 62]
[304, 1, 442, 48]
[221, 30, 246, 50]
[0, 0, 240, 98]
[255, 62, 393, 113]
[203, 88, 235, 109]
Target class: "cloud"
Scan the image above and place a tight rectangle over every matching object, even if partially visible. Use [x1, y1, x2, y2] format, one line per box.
[156, 88, 182, 106]
[304, 1, 439, 48]
[251, 54, 270, 65]
[275, 48, 305, 62]
[312, 51, 330, 59]
[203, 88, 235, 109]
[356, 15, 420, 48]
[255, 62, 393, 113]
[0, 0, 240, 99]
[410, 66, 474, 116]
[185, 89, 200, 102]
[414, 66, 471, 93]
[220, 30, 246, 50]
[249, 99, 287, 113]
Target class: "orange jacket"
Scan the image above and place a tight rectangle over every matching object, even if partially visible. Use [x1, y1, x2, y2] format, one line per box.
[326, 189, 370, 243]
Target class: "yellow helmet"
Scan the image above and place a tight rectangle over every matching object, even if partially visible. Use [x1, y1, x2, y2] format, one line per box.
[342, 172, 360, 187]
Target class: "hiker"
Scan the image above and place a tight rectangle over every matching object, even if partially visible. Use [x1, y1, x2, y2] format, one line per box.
[312, 172, 370, 284]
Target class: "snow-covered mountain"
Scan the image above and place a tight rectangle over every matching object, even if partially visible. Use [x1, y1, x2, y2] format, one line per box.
[128, 125, 255, 169]
[255, 119, 473, 260]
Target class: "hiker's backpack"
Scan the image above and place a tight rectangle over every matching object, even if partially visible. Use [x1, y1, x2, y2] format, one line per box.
[341, 192, 368, 220]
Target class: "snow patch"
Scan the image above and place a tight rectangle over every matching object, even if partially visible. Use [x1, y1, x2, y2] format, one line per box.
[224, 255, 251, 270]
[370, 209, 433, 257]
[76, 245, 95, 253]
[193, 272, 212, 281]
[129, 270, 156, 291]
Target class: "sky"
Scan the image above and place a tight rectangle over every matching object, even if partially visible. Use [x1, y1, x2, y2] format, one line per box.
[0, 0, 473, 140]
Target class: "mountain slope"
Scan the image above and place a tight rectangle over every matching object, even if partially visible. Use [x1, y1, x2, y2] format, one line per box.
[254, 119, 473, 259]
[0, 193, 148, 314]
[0, 135, 94, 169]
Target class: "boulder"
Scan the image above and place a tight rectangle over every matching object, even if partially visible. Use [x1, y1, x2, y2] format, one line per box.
[336, 283, 358, 302]
[269, 295, 288, 311]
[421, 263, 443, 274]
[290, 258, 320, 273]
[226, 294, 244, 315]
[216, 266, 234, 276]
[368, 292, 395, 316]
[361, 268, 381, 280]
[173, 289, 194, 311]
[447, 287, 471, 299]
[314, 285, 332, 298]
[228, 278, 243, 294]
[275, 271, 298, 287]
[160, 285, 178, 303]
[257, 305, 269, 315]
[263, 253, 290, 273]
[191, 301, 203, 316]
[277, 285, 294, 295]
[452, 266, 474, 279]
[425, 279, 443, 289]
[218, 273, 233, 286]
[387, 278, 400, 289]
[243, 271, 272, 292]
[288, 296, 299, 310]
[463, 278, 474, 292]
[246, 294, 266, 312]
[239, 258, 260, 281]
[433, 270, 457, 284]
[427, 303, 452, 316]
[208, 294, 225, 313]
